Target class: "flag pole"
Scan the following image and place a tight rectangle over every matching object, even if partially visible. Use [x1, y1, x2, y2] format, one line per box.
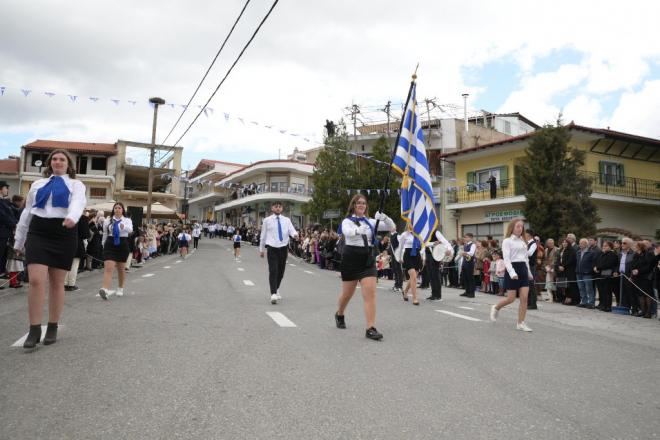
[373, 66, 418, 236]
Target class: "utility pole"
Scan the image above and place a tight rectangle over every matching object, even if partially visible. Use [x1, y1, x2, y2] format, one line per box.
[424, 97, 436, 148]
[146, 97, 165, 224]
[462, 93, 469, 133]
[382, 100, 392, 137]
[345, 103, 360, 143]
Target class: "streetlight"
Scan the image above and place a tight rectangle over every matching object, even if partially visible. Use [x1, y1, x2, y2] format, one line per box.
[146, 96, 165, 224]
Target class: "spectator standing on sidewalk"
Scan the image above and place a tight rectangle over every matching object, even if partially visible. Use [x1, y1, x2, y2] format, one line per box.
[0, 181, 17, 279]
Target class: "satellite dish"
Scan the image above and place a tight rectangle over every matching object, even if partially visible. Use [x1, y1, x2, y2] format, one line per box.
[35, 160, 43, 167]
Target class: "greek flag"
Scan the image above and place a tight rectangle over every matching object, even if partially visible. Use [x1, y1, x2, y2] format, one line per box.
[391, 83, 438, 255]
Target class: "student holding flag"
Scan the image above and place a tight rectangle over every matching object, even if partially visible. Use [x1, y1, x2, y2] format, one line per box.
[99, 202, 133, 300]
[334, 194, 395, 340]
[13, 149, 87, 349]
[260, 201, 298, 304]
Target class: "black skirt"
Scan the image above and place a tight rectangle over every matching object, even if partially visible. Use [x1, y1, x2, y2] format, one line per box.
[103, 237, 130, 262]
[504, 262, 530, 291]
[233, 242, 241, 249]
[25, 216, 77, 271]
[340, 245, 377, 281]
[403, 248, 423, 272]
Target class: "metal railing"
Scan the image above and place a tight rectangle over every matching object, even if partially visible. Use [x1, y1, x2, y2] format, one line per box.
[447, 173, 660, 204]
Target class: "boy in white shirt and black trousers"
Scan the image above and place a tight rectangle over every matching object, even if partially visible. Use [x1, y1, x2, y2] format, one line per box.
[260, 201, 298, 304]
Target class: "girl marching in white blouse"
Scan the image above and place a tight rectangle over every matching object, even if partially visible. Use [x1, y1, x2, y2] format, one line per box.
[490, 217, 534, 332]
[335, 194, 395, 341]
[99, 202, 133, 299]
[14, 149, 87, 349]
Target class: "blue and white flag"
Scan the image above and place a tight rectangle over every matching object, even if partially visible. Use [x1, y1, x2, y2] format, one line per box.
[391, 82, 438, 255]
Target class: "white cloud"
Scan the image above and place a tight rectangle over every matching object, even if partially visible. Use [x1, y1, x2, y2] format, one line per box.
[562, 95, 604, 127]
[609, 79, 660, 139]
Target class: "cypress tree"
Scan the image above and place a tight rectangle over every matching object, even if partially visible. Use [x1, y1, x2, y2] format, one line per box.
[518, 122, 600, 240]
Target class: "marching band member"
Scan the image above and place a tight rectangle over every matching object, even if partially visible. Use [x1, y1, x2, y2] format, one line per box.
[460, 233, 477, 298]
[426, 230, 452, 301]
[335, 195, 395, 340]
[14, 149, 87, 349]
[99, 202, 133, 299]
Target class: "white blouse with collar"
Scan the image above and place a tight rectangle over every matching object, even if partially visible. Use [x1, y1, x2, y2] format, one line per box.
[14, 174, 87, 250]
[102, 216, 134, 244]
[341, 215, 395, 247]
[501, 234, 532, 278]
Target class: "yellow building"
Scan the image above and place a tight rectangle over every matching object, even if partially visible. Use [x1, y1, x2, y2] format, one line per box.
[441, 123, 660, 241]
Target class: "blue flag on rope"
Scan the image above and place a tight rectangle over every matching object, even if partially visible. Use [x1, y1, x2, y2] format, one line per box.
[391, 82, 438, 256]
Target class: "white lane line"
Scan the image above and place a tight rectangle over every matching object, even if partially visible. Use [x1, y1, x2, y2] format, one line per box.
[237, 268, 245, 272]
[175, 260, 182, 264]
[289, 263, 297, 267]
[243, 280, 255, 286]
[142, 273, 155, 278]
[266, 312, 297, 328]
[304, 270, 313, 275]
[435, 310, 482, 322]
[163, 266, 171, 269]
[457, 306, 474, 310]
[12, 325, 65, 347]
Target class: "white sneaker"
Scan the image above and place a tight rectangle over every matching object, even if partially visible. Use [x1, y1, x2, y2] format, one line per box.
[270, 294, 278, 304]
[275, 293, 282, 300]
[516, 321, 533, 332]
[490, 305, 499, 322]
[116, 288, 124, 297]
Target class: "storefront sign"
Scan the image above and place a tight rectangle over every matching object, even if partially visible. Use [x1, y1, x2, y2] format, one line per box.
[484, 209, 523, 223]
[323, 209, 341, 219]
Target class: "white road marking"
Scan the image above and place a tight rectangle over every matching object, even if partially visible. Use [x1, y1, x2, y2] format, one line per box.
[435, 310, 482, 322]
[175, 260, 182, 264]
[142, 273, 155, 278]
[12, 325, 64, 347]
[243, 280, 255, 286]
[266, 312, 297, 328]
[304, 270, 313, 275]
[289, 263, 297, 267]
[458, 306, 475, 310]
[237, 268, 245, 272]
[163, 266, 171, 269]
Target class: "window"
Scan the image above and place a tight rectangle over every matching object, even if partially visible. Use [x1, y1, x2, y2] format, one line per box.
[91, 157, 107, 171]
[462, 222, 504, 243]
[90, 188, 107, 199]
[31, 153, 49, 167]
[467, 166, 509, 191]
[599, 161, 624, 186]
[503, 120, 511, 135]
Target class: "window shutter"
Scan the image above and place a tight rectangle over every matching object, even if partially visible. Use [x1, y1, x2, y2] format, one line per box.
[513, 165, 522, 195]
[598, 161, 605, 184]
[467, 171, 476, 192]
[499, 166, 509, 188]
[616, 163, 625, 186]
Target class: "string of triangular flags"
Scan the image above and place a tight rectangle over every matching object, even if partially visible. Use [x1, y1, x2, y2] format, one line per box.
[346, 188, 400, 196]
[0, 84, 322, 145]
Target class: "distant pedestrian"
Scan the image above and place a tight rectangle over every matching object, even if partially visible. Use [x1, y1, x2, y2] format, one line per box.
[178, 228, 191, 259]
[259, 201, 298, 304]
[13, 149, 87, 349]
[232, 231, 242, 260]
[99, 202, 133, 299]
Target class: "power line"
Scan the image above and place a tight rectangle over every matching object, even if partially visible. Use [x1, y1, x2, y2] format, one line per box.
[168, 0, 280, 154]
[160, 0, 252, 145]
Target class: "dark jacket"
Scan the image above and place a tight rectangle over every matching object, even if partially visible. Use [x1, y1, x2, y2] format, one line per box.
[616, 249, 635, 276]
[576, 247, 597, 275]
[75, 215, 91, 259]
[631, 251, 654, 281]
[0, 198, 17, 238]
[594, 250, 617, 276]
[556, 246, 577, 279]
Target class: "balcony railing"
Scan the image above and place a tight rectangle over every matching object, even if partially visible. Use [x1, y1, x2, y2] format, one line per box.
[227, 186, 314, 201]
[447, 173, 660, 204]
[583, 171, 660, 201]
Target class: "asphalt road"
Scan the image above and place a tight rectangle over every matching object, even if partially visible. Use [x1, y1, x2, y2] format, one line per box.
[1, 238, 659, 440]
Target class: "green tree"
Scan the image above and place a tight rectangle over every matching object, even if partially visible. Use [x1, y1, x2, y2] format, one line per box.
[518, 122, 600, 240]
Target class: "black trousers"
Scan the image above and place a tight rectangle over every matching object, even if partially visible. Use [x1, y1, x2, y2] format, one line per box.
[427, 251, 442, 299]
[266, 245, 288, 294]
[527, 265, 537, 308]
[462, 262, 475, 296]
[0, 238, 7, 274]
[448, 266, 459, 287]
[391, 257, 403, 289]
[597, 277, 614, 309]
[193, 237, 199, 249]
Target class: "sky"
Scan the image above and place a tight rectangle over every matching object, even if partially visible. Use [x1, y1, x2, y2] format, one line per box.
[1, 0, 659, 170]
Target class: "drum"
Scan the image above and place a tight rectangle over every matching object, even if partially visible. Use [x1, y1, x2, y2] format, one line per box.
[432, 243, 454, 262]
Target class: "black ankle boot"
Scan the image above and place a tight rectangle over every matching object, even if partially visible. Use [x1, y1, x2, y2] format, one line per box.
[23, 325, 42, 349]
[43, 322, 58, 345]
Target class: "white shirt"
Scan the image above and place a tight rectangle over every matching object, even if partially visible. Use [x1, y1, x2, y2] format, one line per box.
[177, 232, 191, 242]
[341, 215, 395, 247]
[192, 224, 201, 238]
[527, 239, 537, 257]
[14, 175, 87, 250]
[102, 216, 134, 244]
[233, 234, 241, 243]
[430, 230, 451, 249]
[259, 214, 298, 251]
[502, 234, 532, 278]
[463, 241, 476, 257]
[399, 231, 416, 249]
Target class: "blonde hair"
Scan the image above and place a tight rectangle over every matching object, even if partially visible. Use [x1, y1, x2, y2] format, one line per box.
[504, 217, 525, 238]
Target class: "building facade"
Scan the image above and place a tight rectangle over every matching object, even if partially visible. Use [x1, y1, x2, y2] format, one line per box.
[441, 123, 660, 242]
[0, 157, 20, 196]
[186, 159, 245, 222]
[213, 160, 314, 229]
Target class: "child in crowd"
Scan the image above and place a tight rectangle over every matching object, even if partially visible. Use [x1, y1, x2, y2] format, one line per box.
[178, 228, 192, 259]
[493, 250, 506, 295]
[232, 231, 242, 260]
[482, 256, 491, 293]
[489, 253, 498, 294]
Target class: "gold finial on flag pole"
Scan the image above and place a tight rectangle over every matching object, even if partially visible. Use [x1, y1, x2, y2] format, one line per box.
[412, 63, 419, 81]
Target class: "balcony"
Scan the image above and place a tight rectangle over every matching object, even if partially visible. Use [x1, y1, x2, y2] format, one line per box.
[446, 173, 660, 208]
[214, 187, 313, 212]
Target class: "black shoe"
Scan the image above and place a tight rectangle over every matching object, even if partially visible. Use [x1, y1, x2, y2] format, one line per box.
[464, 294, 475, 298]
[586, 304, 595, 309]
[365, 327, 383, 340]
[426, 295, 435, 300]
[23, 325, 41, 349]
[43, 322, 58, 345]
[459, 293, 468, 297]
[602, 307, 612, 312]
[528, 305, 538, 310]
[335, 312, 346, 329]
[577, 304, 587, 308]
